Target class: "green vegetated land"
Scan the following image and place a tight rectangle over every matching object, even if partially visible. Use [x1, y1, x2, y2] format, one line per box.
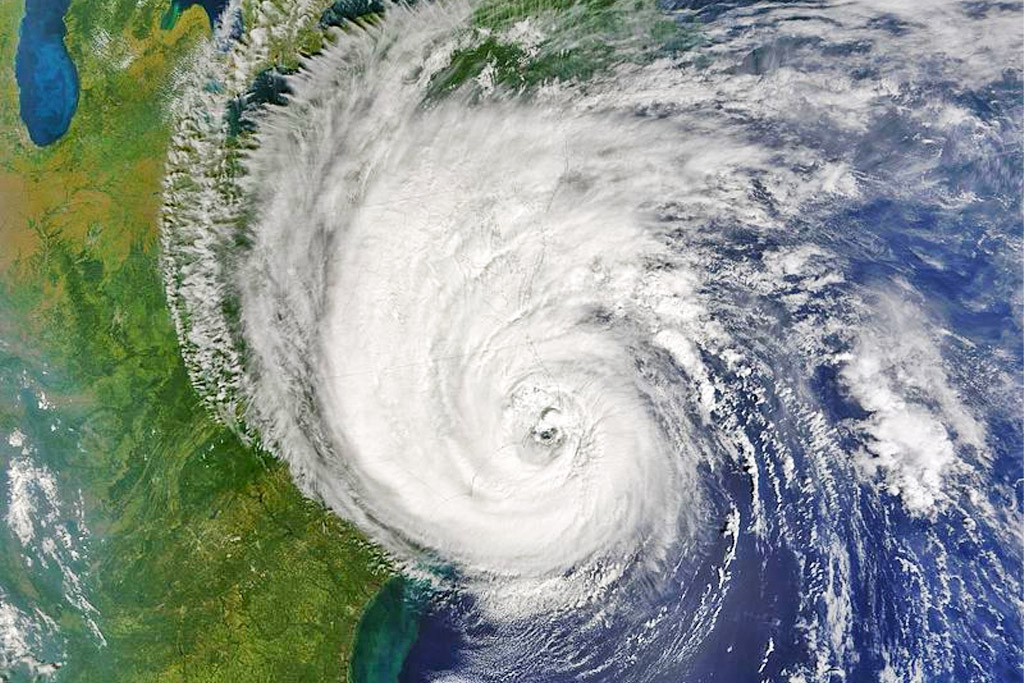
[0, 0, 708, 677]
[427, 0, 703, 98]
[0, 0, 390, 680]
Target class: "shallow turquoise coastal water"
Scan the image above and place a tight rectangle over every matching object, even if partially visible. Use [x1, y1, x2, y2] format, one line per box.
[349, 577, 427, 682]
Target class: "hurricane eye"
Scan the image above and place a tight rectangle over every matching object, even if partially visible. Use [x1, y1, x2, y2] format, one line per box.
[528, 406, 567, 449]
[534, 426, 559, 444]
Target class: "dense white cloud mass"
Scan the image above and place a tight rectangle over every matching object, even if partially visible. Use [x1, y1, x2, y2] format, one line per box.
[160, 0, 1022, 678]
[235, 13, 713, 607]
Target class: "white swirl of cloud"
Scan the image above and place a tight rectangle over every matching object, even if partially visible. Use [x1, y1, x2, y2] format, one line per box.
[233, 7, 714, 604]
[312, 105, 691, 578]
[159, 0, 1022, 674]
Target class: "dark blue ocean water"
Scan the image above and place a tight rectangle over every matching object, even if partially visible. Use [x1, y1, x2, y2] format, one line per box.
[397, 189, 1024, 679]
[390, 3, 1024, 680]
[146, 0, 1021, 678]
[15, 0, 78, 146]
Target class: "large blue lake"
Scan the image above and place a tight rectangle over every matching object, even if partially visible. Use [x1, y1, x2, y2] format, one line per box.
[16, 0, 79, 147]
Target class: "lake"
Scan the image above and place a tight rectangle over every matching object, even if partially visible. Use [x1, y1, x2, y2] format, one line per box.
[15, 0, 78, 146]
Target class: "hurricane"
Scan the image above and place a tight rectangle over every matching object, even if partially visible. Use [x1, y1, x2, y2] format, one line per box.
[161, 0, 1023, 679]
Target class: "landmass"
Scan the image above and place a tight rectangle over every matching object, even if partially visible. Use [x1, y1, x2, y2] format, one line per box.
[0, 0, 391, 679]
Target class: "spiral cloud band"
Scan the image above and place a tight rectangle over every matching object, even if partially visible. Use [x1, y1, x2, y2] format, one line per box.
[161, 0, 1022, 678]
[237, 15, 709, 597]
[316, 104, 692, 576]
